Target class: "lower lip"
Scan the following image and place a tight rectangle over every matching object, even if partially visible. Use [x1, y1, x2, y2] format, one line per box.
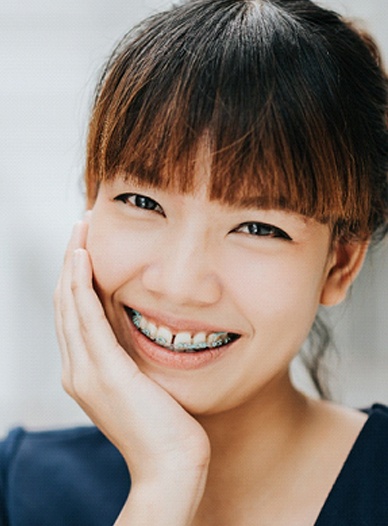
[125, 311, 236, 370]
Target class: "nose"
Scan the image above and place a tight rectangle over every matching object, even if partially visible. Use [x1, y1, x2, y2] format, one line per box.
[141, 230, 222, 307]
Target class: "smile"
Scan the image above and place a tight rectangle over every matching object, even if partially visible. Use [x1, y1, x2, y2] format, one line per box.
[129, 309, 240, 352]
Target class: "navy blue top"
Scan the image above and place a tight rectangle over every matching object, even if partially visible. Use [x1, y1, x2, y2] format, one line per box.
[1, 404, 387, 525]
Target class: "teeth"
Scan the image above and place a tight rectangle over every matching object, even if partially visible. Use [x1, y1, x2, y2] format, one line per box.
[131, 310, 235, 352]
[139, 316, 148, 331]
[155, 326, 173, 346]
[173, 332, 192, 350]
[193, 332, 207, 345]
[147, 322, 158, 339]
[207, 332, 228, 346]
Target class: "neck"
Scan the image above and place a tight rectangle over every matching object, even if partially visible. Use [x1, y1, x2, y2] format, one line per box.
[197, 371, 308, 451]
[192, 372, 311, 523]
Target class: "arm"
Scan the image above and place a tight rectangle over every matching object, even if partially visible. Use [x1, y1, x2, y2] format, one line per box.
[54, 220, 210, 525]
[115, 467, 208, 526]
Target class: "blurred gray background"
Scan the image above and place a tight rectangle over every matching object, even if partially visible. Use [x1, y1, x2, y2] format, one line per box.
[1, 0, 387, 436]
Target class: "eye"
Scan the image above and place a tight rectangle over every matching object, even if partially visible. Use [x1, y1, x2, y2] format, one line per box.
[114, 193, 165, 215]
[235, 222, 292, 240]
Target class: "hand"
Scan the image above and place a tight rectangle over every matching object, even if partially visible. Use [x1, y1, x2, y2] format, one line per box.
[54, 219, 210, 523]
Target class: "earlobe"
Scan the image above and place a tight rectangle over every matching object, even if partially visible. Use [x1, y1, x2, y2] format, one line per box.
[320, 241, 369, 306]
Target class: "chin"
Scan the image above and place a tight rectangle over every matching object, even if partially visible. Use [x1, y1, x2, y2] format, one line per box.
[140, 365, 250, 418]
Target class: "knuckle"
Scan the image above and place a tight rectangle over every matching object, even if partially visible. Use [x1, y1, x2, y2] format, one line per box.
[78, 312, 94, 334]
[61, 372, 73, 396]
[71, 370, 95, 401]
[79, 308, 106, 336]
[62, 371, 89, 402]
[70, 277, 80, 294]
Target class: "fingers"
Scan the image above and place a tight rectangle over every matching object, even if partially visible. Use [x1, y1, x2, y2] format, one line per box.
[54, 221, 211, 477]
[70, 248, 135, 373]
[54, 219, 92, 390]
[65, 220, 89, 260]
[55, 219, 138, 403]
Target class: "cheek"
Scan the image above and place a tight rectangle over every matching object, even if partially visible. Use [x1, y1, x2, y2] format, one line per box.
[223, 251, 325, 331]
[86, 219, 156, 293]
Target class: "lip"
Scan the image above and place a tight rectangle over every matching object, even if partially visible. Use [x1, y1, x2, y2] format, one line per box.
[124, 306, 240, 370]
[126, 305, 238, 335]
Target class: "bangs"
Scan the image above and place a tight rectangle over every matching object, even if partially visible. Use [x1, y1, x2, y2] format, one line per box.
[86, 0, 385, 239]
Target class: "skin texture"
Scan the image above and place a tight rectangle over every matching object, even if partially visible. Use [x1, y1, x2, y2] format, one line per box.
[55, 169, 368, 525]
[87, 177, 335, 414]
[56, 220, 211, 525]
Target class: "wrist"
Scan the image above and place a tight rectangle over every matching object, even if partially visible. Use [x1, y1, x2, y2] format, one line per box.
[121, 434, 211, 490]
[115, 468, 208, 526]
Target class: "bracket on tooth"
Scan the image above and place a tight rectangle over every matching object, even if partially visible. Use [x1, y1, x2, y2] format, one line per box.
[132, 311, 142, 328]
[131, 310, 233, 352]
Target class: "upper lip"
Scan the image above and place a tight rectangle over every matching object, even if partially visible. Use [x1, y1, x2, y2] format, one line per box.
[124, 305, 241, 335]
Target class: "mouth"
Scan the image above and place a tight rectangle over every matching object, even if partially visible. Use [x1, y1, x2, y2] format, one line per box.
[127, 308, 241, 353]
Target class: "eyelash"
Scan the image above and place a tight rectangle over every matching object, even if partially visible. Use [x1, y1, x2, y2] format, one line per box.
[234, 222, 292, 240]
[114, 193, 292, 240]
[114, 193, 165, 215]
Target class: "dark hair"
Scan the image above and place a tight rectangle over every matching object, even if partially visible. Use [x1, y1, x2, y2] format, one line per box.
[85, 0, 388, 398]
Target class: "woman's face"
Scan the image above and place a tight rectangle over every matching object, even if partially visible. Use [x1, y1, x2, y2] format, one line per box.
[87, 171, 336, 416]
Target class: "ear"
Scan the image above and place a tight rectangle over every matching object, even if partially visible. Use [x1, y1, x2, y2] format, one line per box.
[320, 241, 369, 306]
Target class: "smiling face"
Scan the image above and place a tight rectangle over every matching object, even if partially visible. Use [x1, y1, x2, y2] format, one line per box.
[81, 0, 382, 417]
[86, 166, 344, 416]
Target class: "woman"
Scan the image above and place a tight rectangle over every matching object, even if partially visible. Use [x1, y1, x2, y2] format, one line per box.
[1, 0, 387, 524]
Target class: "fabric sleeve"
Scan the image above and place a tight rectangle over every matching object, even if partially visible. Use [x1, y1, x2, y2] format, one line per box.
[0, 428, 26, 526]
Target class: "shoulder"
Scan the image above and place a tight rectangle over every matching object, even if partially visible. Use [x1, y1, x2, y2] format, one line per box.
[320, 402, 388, 479]
[316, 403, 388, 525]
[1, 424, 107, 457]
[362, 402, 388, 420]
[0, 426, 130, 526]
[352, 403, 388, 468]
[0, 425, 125, 486]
